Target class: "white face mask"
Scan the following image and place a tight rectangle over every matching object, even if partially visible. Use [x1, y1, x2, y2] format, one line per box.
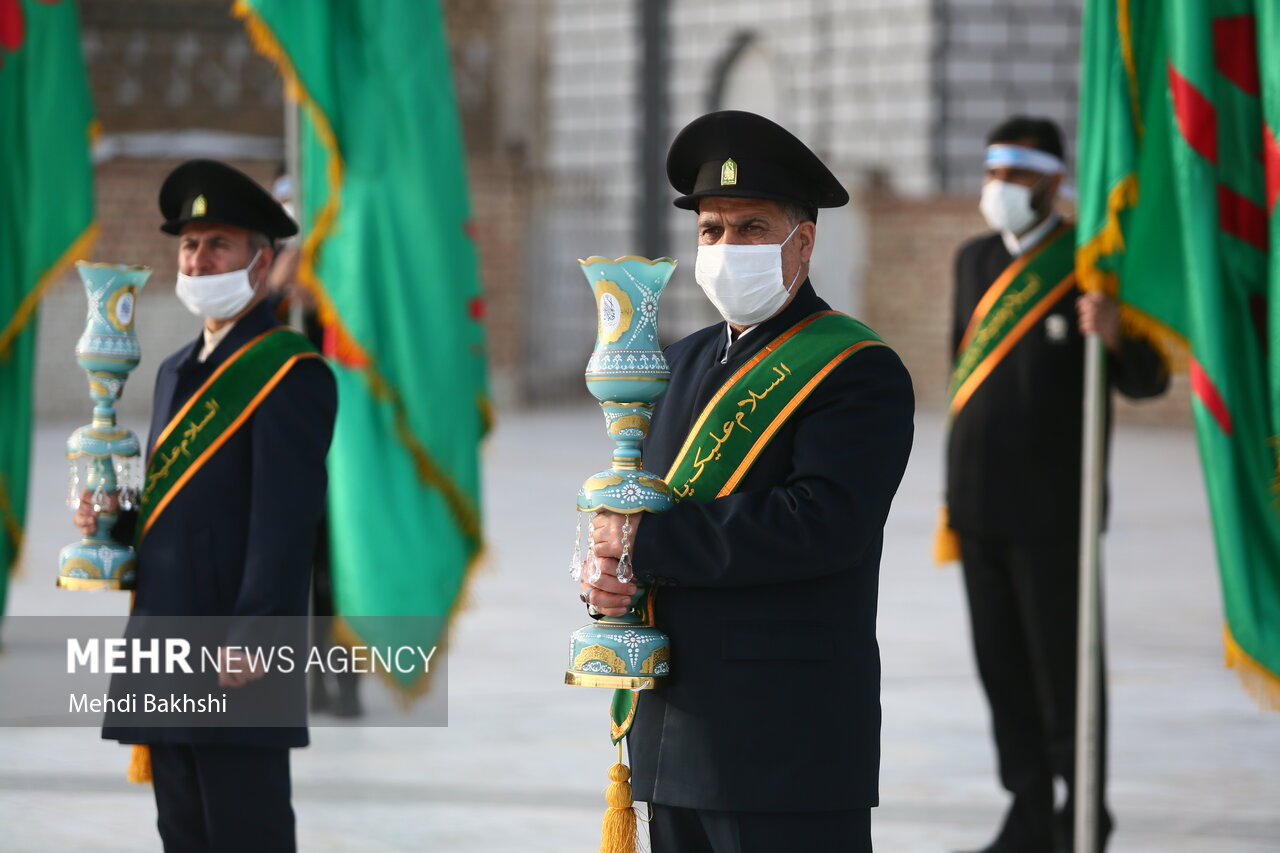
[979, 179, 1040, 234]
[175, 251, 261, 321]
[695, 224, 802, 326]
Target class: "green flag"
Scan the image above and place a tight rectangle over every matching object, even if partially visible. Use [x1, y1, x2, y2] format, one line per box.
[235, 0, 488, 690]
[0, 0, 96, 626]
[1078, 0, 1280, 709]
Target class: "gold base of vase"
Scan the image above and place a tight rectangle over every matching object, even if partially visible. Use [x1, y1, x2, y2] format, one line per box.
[56, 576, 133, 591]
[564, 670, 667, 689]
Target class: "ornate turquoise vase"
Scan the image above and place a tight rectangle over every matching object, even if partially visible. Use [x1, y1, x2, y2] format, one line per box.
[565, 255, 677, 689]
[58, 261, 150, 590]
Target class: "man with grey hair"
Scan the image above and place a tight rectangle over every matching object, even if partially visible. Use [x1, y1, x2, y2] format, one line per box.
[79, 159, 336, 853]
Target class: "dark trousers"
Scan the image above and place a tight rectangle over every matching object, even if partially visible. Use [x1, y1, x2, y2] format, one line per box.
[649, 804, 871, 853]
[959, 536, 1111, 851]
[149, 742, 295, 853]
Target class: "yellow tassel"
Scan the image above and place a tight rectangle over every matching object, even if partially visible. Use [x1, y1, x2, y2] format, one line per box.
[600, 749, 638, 853]
[1223, 625, 1280, 712]
[933, 505, 960, 566]
[127, 744, 152, 784]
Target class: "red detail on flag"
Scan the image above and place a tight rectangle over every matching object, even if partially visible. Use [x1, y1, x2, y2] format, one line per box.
[1189, 356, 1233, 436]
[1218, 184, 1268, 251]
[0, 0, 63, 66]
[468, 297, 485, 320]
[1168, 63, 1218, 164]
[463, 219, 478, 241]
[0, 0, 24, 52]
[1265, 125, 1280, 212]
[321, 324, 339, 359]
[1213, 16, 1260, 96]
[322, 323, 371, 370]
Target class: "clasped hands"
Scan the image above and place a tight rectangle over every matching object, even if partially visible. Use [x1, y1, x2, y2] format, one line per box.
[579, 510, 643, 618]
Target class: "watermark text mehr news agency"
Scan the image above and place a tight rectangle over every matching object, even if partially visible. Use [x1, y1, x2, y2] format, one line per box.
[66, 638, 439, 676]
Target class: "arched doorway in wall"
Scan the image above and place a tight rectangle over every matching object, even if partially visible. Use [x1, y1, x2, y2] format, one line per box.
[710, 31, 782, 121]
[707, 31, 866, 320]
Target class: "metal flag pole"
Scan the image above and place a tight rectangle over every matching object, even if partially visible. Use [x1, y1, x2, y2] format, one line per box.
[283, 97, 304, 332]
[1074, 331, 1106, 853]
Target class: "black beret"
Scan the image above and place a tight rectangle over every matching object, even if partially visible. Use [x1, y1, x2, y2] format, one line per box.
[159, 159, 297, 239]
[666, 111, 849, 213]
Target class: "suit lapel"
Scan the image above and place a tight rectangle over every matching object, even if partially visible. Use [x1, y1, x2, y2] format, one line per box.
[650, 282, 831, 472]
[147, 301, 280, 458]
[147, 337, 200, 458]
[688, 280, 828, 412]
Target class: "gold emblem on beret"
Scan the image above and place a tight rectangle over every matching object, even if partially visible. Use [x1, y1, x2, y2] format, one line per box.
[191, 195, 207, 217]
[720, 158, 738, 186]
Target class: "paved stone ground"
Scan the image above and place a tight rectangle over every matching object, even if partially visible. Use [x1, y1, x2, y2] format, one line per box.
[0, 407, 1276, 852]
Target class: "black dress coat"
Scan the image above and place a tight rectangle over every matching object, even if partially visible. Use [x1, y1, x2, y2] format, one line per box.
[628, 282, 915, 813]
[946, 232, 1168, 542]
[102, 299, 337, 749]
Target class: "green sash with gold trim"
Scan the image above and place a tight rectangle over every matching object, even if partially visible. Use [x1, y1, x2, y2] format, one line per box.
[665, 311, 887, 499]
[948, 222, 1078, 416]
[136, 327, 320, 544]
[935, 222, 1079, 564]
[610, 311, 888, 742]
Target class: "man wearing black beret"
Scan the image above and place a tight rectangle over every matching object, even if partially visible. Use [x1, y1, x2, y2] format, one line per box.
[77, 159, 336, 852]
[583, 111, 915, 852]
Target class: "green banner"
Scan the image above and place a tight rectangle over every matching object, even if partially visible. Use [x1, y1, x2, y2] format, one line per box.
[0, 0, 96, 627]
[1078, 0, 1280, 707]
[235, 0, 489, 691]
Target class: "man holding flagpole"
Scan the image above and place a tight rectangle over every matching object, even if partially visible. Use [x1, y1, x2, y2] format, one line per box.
[941, 117, 1168, 853]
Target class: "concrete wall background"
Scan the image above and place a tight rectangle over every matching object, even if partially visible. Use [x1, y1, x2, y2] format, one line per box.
[935, 0, 1084, 192]
[33, 0, 1188, 425]
[34, 158, 278, 424]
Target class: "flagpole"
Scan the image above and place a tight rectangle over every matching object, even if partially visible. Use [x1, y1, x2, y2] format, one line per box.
[283, 97, 304, 331]
[1074, 331, 1106, 853]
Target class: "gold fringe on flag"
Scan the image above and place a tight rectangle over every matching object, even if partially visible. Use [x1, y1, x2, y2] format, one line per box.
[231, 0, 489, 529]
[1223, 625, 1280, 712]
[1075, 173, 1189, 376]
[231, 0, 491, 706]
[1075, 174, 1138, 299]
[1116, 0, 1144, 137]
[231, 0, 343, 335]
[0, 223, 99, 362]
[0, 166, 98, 582]
[1116, 304, 1188, 374]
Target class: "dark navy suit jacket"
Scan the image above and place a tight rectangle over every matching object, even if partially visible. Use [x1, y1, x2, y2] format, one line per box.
[102, 300, 336, 748]
[628, 282, 915, 812]
[946, 231, 1168, 541]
